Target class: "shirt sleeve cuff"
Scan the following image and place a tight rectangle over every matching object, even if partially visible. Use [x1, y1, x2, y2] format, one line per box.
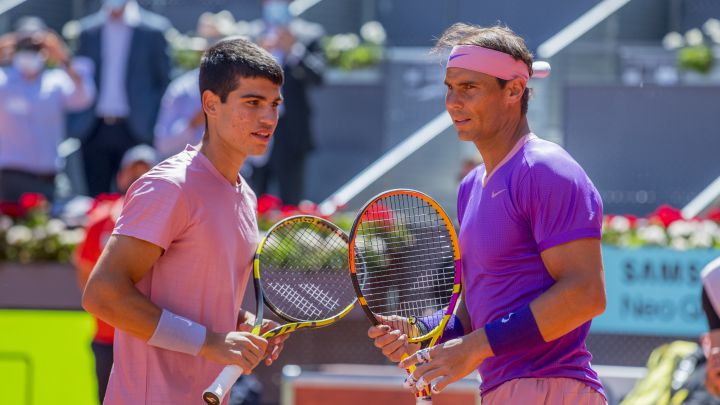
[112, 228, 171, 251]
[537, 228, 601, 252]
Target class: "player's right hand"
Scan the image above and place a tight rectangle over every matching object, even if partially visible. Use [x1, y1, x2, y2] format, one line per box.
[368, 316, 421, 362]
[200, 331, 268, 374]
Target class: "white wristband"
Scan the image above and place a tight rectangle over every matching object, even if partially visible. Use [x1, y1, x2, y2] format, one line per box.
[148, 309, 207, 356]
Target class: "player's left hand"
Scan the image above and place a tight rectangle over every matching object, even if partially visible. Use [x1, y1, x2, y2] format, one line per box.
[237, 319, 289, 366]
[398, 330, 492, 395]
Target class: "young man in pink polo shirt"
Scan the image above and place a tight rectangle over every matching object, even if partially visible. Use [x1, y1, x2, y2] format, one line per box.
[368, 24, 607, 404]
[83, 38, 287, 404]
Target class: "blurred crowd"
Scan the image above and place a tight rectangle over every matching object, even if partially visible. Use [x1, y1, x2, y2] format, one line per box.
[0, 0, 325, 208]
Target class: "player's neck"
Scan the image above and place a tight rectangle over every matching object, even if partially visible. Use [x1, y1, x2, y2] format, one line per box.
[475, 117, 530, 176]
[200, 133, 245, 186]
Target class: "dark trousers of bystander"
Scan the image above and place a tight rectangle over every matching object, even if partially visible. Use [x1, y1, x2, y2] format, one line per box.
[250, 148, 306, 206]
[91, 341, 113, 403]
[0, 168, 55, 202]
[81, 119, 139, 197]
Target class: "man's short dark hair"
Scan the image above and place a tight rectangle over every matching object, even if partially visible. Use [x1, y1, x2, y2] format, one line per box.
[434, 23, 534, 115]
[199, 38, 284, 103]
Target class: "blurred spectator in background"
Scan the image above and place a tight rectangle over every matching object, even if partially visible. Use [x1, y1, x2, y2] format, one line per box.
[74, 144, 157, 403]
[0, 17, 95, 202]
[68, 0, 171, 196]
[154, 12, 235, 159]
[702, 257, 720, 396]
[248, 0, 325, 205]
[153, 59, 203, 159]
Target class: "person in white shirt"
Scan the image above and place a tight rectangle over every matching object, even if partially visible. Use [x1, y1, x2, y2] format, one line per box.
[0, 17, 95, 202]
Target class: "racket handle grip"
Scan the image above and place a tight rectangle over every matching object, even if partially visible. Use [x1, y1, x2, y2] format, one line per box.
[202, 365, 243, 404]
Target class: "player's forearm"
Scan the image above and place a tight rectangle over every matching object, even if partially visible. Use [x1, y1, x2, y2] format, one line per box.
[530, 274, 606, 342]
[461, 327, 494, 364]
[83, 271, 162, 341]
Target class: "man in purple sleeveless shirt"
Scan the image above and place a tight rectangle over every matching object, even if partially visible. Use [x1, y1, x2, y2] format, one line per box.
[369, 23, 607, 404]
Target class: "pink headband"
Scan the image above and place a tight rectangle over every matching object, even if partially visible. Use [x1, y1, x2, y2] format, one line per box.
[446, 45, 551, 80]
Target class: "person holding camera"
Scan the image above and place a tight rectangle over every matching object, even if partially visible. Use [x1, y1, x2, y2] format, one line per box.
[0, 17, 95, 202]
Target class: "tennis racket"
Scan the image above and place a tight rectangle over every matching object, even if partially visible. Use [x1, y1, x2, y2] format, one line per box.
[202, 215, 357, 404]
[348, 189, 462, 404]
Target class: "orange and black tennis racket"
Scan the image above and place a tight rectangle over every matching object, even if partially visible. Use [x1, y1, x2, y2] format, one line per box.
[348, 189, 462, 403]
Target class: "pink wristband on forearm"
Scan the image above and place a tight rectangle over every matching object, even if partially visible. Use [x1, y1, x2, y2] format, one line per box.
[147, 309, 207, 356]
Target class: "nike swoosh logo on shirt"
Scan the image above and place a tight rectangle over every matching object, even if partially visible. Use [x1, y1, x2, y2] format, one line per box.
[491, 189, 507, 198]
[448, 53, 468, 61]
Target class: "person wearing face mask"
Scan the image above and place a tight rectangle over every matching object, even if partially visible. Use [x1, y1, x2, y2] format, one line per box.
[245, 0, 325, 205]
[0, 17, 95, 202]
[68, 0, 171, 197]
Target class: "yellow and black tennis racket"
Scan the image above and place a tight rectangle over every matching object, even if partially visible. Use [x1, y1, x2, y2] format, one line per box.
[348, 189, 462, 404]
[203, 215, 357, 404]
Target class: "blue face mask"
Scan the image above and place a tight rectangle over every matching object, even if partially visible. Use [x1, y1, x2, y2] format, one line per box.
[263, 1, 291, 26]
[103, 0, 128, 10]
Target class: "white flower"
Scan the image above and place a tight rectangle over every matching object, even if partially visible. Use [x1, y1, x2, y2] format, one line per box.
[689, 231, 713, 249]
[0, 215, 13, 232]
[662, 32, 685, 50]
[670, 237, 689, 251]
[609, 216, 631, 233]
[58, 228, 85, 246]
[667, 220, 695, 238]
[46, 219, 66, 236]
[703, 18, 720, 37]
[685, 28, 705, 47]
[713, 226, 720, 244]
[6, 225, 32, 245]
[332, 34, 361, 51]
[32, 227, 47, 240]
[637, 224, 667, 245]
[670, 238, 690, 250]
[617, 233, 632, 248]
[360, 21, 386, 45]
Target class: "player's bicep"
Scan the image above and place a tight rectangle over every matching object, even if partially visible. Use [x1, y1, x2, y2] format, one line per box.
[540, 237, 605, 301]
[92, 234, 164, 285]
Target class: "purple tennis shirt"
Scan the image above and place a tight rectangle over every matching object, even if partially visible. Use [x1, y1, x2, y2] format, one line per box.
[457, 134, 605, 397]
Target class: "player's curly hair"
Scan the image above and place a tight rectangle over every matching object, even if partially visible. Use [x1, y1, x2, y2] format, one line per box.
[434, 23, 534, 115]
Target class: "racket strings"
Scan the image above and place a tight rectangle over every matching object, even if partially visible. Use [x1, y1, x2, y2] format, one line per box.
[354, 194, 455, 336]
[260, 221, 355, 322]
